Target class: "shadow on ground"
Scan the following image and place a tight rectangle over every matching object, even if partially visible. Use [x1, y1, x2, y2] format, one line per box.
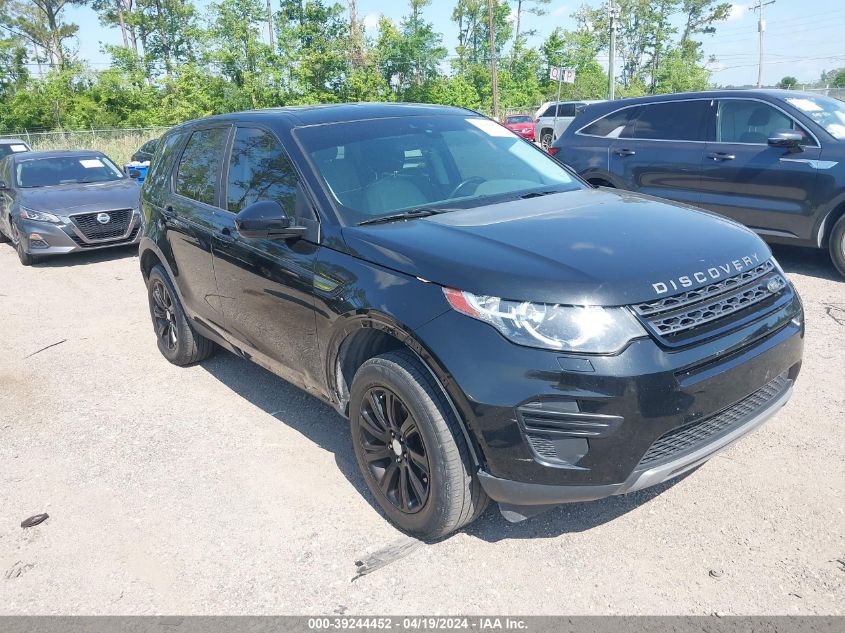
[771, 244, 840, 282]
[28, 244, 138, 268]
[200, 348, 680, 543]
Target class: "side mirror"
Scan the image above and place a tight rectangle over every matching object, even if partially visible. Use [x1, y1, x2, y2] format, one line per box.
[235, 200, 307, 240]
[768, 129, 804, 152]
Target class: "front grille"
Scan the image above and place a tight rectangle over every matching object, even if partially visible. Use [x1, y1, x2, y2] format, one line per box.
[71, 209, 132, 241]
[632, 262, 787, 339]
[637, 371, 790, 468]
[69, 225, 139, 248]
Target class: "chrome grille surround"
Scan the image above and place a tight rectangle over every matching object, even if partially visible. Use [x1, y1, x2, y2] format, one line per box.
[632, 261, 787, 338]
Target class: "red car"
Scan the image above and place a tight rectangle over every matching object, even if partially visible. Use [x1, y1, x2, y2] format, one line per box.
[502, 114, 535, 140]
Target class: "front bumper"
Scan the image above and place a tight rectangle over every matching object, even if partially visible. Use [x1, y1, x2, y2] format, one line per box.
[19, 213, 142, 256]
[478, 378, 792, 512]
[413, 287, 804, 509]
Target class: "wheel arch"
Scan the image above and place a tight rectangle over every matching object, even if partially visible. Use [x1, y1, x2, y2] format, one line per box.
[327, 311, 484, 468]
[815, 194, 845, 248]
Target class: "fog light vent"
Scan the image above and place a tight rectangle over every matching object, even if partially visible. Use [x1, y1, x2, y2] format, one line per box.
[28, 233, 49, 249]
[517, 401, 623, 438]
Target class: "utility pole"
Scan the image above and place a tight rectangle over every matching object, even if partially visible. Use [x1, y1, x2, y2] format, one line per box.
[488, 0, 499, 119]
[266, 0, 275, 50]
[608, 0, 619, 100]
[752, 0, 775, 88]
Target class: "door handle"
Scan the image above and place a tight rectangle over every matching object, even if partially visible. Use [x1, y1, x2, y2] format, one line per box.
[214, 227, 235, 244]
[614, 148, 636, 157]
[706, 152, 736, 161]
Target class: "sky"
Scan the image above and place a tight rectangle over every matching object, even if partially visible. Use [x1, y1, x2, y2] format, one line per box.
[65, 0, 845, 88]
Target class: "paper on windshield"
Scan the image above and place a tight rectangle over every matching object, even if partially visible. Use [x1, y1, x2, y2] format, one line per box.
[80, 158, 105, 168]
[10, 144, 27, 152]
[466, 118, 515, 137]
[785, 98, 822, 112]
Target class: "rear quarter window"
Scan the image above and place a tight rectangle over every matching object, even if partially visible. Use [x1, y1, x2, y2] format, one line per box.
[579, 107, 641, 138]
[143, 132, 185, 203]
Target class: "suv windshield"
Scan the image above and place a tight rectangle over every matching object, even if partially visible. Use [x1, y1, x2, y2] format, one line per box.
[785, 95, 845, 140]
[506, 115, 532, 124]
[296, 115, 581, 225]
[16, 155, 124, 187]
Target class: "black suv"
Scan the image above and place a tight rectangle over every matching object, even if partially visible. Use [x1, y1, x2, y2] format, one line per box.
[552, 90, 845, 276]
[139, 104, 803, 538]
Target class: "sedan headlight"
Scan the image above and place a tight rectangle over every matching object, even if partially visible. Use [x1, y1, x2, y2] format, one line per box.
[443, 287, 646, 353]
[19, 207, 61, 223]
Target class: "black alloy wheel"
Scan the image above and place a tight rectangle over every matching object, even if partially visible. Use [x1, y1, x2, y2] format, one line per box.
[358, 386, 431, 514]
[146, 264, 215, 365]
[151, 278, 178, 352]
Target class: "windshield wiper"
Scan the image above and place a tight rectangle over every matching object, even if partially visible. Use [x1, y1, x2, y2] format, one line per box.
[357, 207, 458, 226]
[518, 189, 565, 199]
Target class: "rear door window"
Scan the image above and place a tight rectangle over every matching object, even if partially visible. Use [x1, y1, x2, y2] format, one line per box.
[225, 127, 297, 216]
[632, 100, 711, 142]
[716, 99, 812, 144]
[175, 127, 229, 206]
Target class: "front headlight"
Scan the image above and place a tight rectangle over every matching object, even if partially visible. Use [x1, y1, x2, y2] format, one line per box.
[443, 287, 647, 353]
[19, 207, 61, 223]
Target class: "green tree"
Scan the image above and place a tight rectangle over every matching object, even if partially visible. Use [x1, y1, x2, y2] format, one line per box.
[777, 75, 798, 90]
[3, 0, 89, 68]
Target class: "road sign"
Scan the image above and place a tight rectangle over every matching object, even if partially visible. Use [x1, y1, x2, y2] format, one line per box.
[550, 66, 576, 84]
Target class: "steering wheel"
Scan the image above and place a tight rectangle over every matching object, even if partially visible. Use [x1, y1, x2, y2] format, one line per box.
[448, 177, 486, 199]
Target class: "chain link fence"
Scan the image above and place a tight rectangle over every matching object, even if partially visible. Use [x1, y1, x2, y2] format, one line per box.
[0, 126, 170, 166]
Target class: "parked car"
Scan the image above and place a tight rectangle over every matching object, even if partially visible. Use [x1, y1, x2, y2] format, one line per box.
[131, 138, 158, 163]
[535, 100, 604, 149]
[0, 150, 142, 265]
[553, 90, 845, 276]
[138, 104, 803, 538]
[0, 138, 31, 158]
[502, 114, 535, 140]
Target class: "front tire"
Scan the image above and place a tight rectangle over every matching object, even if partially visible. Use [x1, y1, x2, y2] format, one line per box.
[829, 214, 845, 278]
[540, 130, 554, 150]
[349, 350, 488, 539]
[146, 264, 215, 365]
[11, 222, 36, 266]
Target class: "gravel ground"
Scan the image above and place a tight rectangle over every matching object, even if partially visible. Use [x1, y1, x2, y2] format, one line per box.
[0, 241, 842, 615]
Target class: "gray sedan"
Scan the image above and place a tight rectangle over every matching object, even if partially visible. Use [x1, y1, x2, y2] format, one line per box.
[0, 150, 142, 265]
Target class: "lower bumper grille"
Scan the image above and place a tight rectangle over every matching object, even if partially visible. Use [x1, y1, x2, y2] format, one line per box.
[638, 371, 790, 467]
[69, 225, 140, 248]
[71, 209, 132, 241]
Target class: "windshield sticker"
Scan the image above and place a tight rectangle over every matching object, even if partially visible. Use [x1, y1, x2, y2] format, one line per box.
[79, 158, 104, 168]
[467, 118, 515, 137]
[10, 144, 27, 152]
[785, 98, 822, 112]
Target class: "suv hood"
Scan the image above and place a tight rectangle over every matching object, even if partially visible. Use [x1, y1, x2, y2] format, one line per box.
[341, 188, 772, 306]
[18, 179, 141, 216]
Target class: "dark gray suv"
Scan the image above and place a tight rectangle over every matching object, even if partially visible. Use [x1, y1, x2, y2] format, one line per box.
[552, 90, 845, 276]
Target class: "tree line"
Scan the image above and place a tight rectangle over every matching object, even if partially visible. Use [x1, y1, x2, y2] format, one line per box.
[0, 0, 816, 134]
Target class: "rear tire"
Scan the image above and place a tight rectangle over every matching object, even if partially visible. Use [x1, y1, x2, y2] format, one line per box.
[146, 264, 215, 365]
[349, 350, 488, 539]
[829, 214, 845, 278]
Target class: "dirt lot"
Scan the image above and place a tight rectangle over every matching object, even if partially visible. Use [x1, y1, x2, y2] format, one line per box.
[0, 242, 843, 615]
